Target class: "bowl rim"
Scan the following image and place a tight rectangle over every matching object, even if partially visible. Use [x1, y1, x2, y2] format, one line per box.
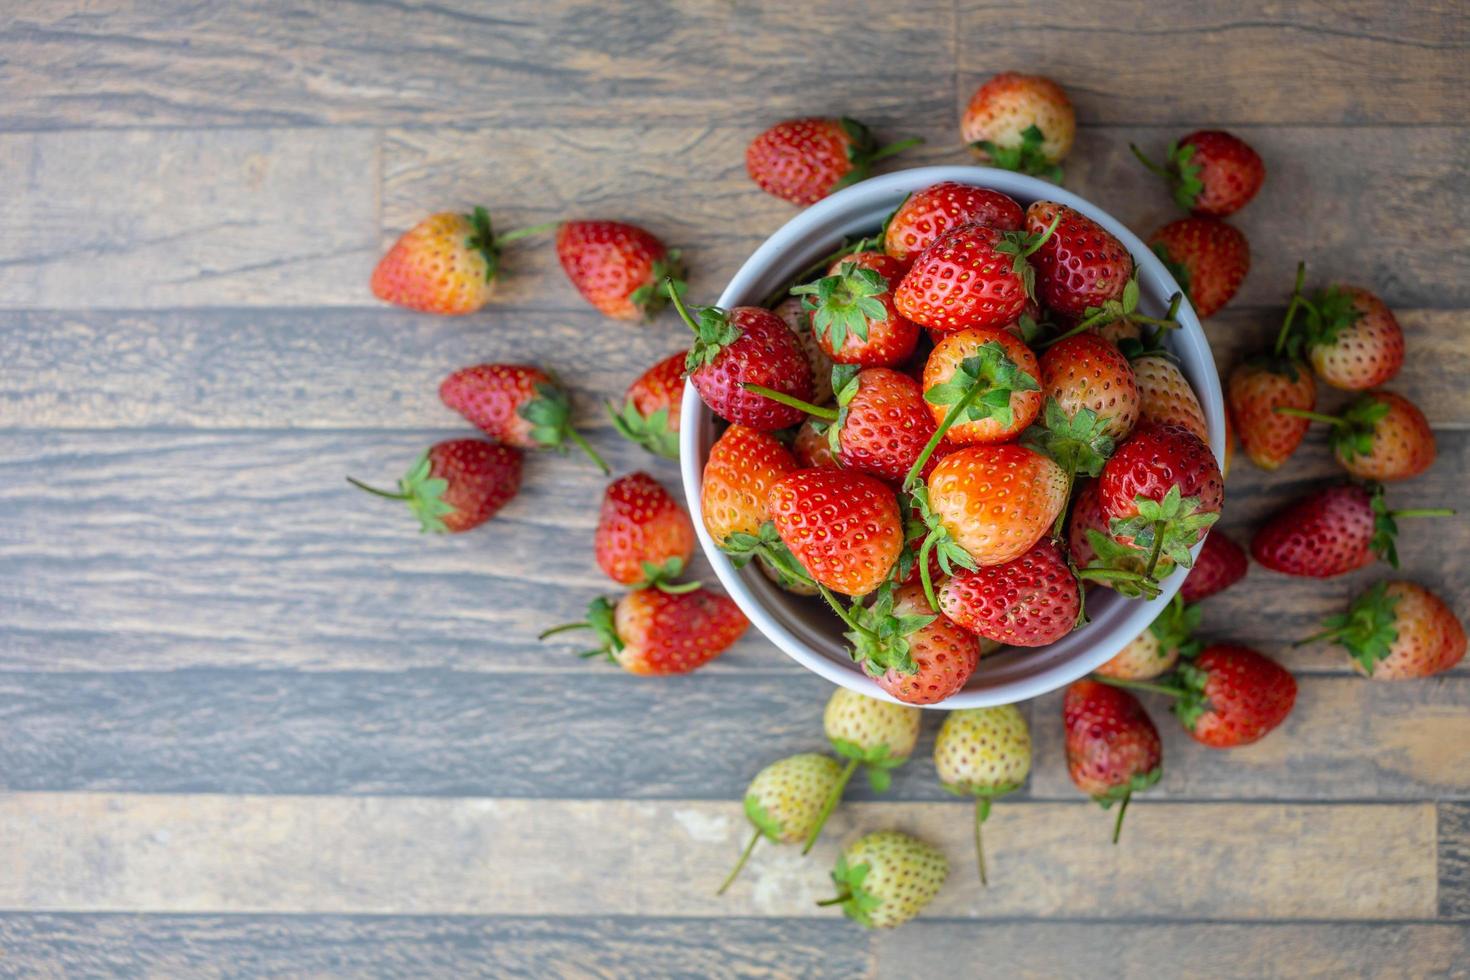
[678, 165, 1225, 708]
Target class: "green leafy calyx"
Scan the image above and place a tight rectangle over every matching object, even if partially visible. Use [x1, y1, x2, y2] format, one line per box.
[924, 341, 1040, 432]
[1022, 398, 1115, 481]
[629, 250, 686, 320]
[1328, 395, 1391, 463]
[791, 262, 890, 351]
[607, 397, 679, 460]
[1314, 581, 1401, 675]
[976, 124, 1062, 183]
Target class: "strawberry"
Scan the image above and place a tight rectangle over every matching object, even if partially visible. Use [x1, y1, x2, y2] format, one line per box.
[718, 753, 844, 895]
[919, 444, 1069, 583]
[1301, 580, 1466, 680]
[746, 117, 921, 206]
[1278, 391, 1436, 482]
[1038, 333, 1139, 442]
[1095, 422, 1224, 587]
[961, 73, 1075, 181]
[772, 298, 836, 404]
[669, 286, 815, 431]
[1114, 645, 1297, 749]
[594, 472, 697, 590]
[1132, 355, 1208, 444]
[893, 218, 1060, 332]
[699, 424, 798, 546]
[1251, 482, 1454, 579]
[1178, 531, 1248, 602]
[1149, 218, 1249, 318]
[795, 416, 841, 469]
[608, 350, 686, 459]
[539, 587, 747, 675]
[1024, 202, 1133, 319]
[1063, 679, 1162, 843]
[938, 539, 1082, 647]
[1096, 595, 1201, 680]
[1131, 130, 1265, 217]
[915, 326, 1043, 467]
[1069, 480, 1177, 598]
[370, 207, 550, 315]
[820, 831, 949, 929]
[1300, 285, 1405, 391]
[554, 220, 685, 321]
[869, 583, 982, 705]
[793, 252, 920, 368]
[1228, 358, 1315, 470]
[348, 439, 521, 533]
[767, 469, 903, 596]
[800, 689, 921, 852]
[1065, 478, 1109, 569]
[933, 705, 1031, 884]
[883, 182, 1025, 263]
[440, 363, 609, 473]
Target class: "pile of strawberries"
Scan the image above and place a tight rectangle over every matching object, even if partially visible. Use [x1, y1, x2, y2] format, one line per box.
[353, 68, 1463, 932]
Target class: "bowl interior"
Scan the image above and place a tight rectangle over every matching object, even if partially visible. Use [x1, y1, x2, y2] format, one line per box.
[679, 166, 1225, 708]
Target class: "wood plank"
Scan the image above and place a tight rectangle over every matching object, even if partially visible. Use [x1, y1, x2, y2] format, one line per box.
[1, 0, 954, 130]
[3, 671, 1466, 802]
[957, 0, 1468, 125]
[875, 922, 1470, 978]
[0, 129, 377, 309]
[1442, 803, 1470, 919]
[0, 913, 874, 979]
[0, 794, 1437, 920]
[0, 429, 1463, 675]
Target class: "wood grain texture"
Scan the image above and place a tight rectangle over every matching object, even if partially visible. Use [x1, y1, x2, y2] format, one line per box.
[958, 0, 1469, 124]
[1443, 803, 1470, 920]
[3, 671, 1467, 802]
[0, 129, 378, 309]
[0, 914, 874, 980]
[0, 429, 1463, 675]
[1, 0, 955, 130]
[875, 921, 1470, 978]
[0, 794, 1438, 919]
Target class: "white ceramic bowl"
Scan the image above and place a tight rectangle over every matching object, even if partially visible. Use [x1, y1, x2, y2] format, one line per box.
[679, 166, 1225, 708]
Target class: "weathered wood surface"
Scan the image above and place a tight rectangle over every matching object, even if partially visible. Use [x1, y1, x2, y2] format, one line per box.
[2, 0, 1466, 974]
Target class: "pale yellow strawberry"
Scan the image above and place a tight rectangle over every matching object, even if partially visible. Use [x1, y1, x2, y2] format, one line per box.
[933, 706, 1031, 884]
[1133, 355, 1209, 443]
[824, 831, 948, 929]
[718, 753, 844, 895]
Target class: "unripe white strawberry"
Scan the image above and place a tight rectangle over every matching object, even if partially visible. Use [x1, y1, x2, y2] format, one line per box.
[820, 830, 948, 929]
[1095, 596, 1202, 681]
[933, 705, 1031, 884]
[718, 753, 844, 895]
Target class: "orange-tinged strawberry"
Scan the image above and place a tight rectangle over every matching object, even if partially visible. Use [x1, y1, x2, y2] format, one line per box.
[938, 538, 1081, 647]
[1025, 202, 1133, 319]
[1303, 580, 1465, 680]
[555, 220, 685, 320]
[1063, 680, 1161, 843]
[347, 439, 522, 534]
[440, 363, 609, 472]
[1303, 285, 1405, 391]
[608, 350, 686, 460]
[794, 252, 919, 368]
[542, 588, 747, 676]
[1133, 355, 1207, 444]
[1280, 390, 1436, 482]
[700, 425, 798, 546]
[1228, 357, 1315, 471]
[767, 469, 904, 596]
[371, 207, 549, 314]
[922, 444, 1069, 569]
[872, 583, 981, 705]
[883, 181, 1025, 263]
[1149, 217, 1249, 319]
[920, 326, 1043, 445]
[1039, 332, 1140, 441]
[962, 73, 1075, 180]
[746, 117, 921, 206]
[594, 472, 696, 590]
[1131, 130, 1265, 217]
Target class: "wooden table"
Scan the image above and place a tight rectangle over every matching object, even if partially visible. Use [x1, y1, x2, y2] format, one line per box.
[1, 2, 1466, 975]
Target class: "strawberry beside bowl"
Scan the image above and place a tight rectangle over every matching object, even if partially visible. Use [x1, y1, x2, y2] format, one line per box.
[678, 166, 1226, 708]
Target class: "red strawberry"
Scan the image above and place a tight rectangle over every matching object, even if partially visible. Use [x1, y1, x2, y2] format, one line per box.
[608, 350, 686, 460]
[1066, 479, 1109, 569]
[1160, 645, 1296, 748]
[1097, 422, 1224, 583]
[918, 326, 1043, 451]
[961, 73, 1076, 180]
[746, 117, 920, 206]
[1178, 531, 1248, 603]
[1025, 202, 1133, 319]
[1302, 285, 1405, 391]
[555, 221, 685, 320]
[883, 182, 1025, 263]
[440, 363, 609, 473]
[1149, 218, 1249, 318]
[938, 538, 1081, 647]
[1132, 355, 1208, 444]
[1280, 391, 1436, 482]
[1228, 358, 1315, 471]
[348, 439, 522, 533]
[594, 472, 697, 590]
[894, 220, 1057, 332]
[371, 207, 550, 315]
[1251, 482, 1454, 579]
[1063, 680, 1162, 843]
[700, 425, 798, 546]
[541, 588, 747, 676]
[794, 252, 919, 368]
[1303, 580, 1466, 680]
[772, 298, 837, 404]
[669, 288, 815, 431]
[767, 469, 904, 597]
[1131, 131, 1265, 217]
[871, 583, 981, 704]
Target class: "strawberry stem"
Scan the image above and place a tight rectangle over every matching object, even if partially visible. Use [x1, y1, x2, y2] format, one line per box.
[1129, 143, 1171, 180]
[868, 136, 924, 163]
[1273, 262, 1312, 357]
[1112, 791, 1131, 845]
[802, 757, 858, 855]
[761, 236, 878, 308]
[1389, 508, 1455, 519]
[495, 220, 559, 244]
[1092, 675, 1188, 699]
[1142, 519, 1168, 579]
[537, 621, 591, 640]
[717, 828, 763, 895]
[815, 890, 851, 908]
[1273, 406, 1345, 427]
[1022, 211, 1063, 258]
[1293, 626, 1345, 648]
[666, 276, 702, 334]
[918, 532, 941, 611]
[345, 476, 408, 501]
[974, 797, 990, 887]
[902, 381, 986, 490]
[818, 584, 864, 634]
[740, 383, 838, 421]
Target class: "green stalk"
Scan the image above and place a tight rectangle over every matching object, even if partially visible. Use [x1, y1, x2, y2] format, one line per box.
[1272, 407, 1345, 427]
[537, 622, 591, 640]
[802, 758, 859, 855]
[868, 136, 924, 163]
[716, 828, 763, 896]
[974, 797, 992, 887]
[1112, 792, 1131, 845]
[1129, 143, 1171, 180]
[902, 382, 986, 490]
[565, 427, 610, 474]
[817, 584, 864, 634]
[1092, 675, 1187, 699]
[1141, 519, 1167, 579]
[1389, 508, 1456, 519]
[346, 477, 407, 501]
[918, 533, 941, 612]
[494, 220, 560, 244]
[740, 383, 839, 421]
